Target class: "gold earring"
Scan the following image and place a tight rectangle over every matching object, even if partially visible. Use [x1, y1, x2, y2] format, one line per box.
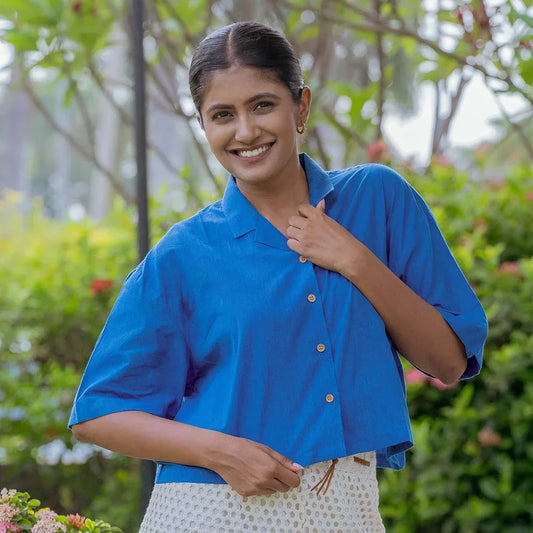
[297, 123, 306, 134]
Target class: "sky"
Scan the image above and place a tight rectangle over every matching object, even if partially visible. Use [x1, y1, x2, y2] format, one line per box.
[384, 73, 528, 164]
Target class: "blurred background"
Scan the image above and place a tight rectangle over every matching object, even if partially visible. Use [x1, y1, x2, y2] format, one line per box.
[0, 1, 531, 531]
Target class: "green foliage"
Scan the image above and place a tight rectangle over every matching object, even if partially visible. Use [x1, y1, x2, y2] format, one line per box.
[1, 161, 532, 530]
[0, 191, 187, 530]
[0, 488, 122, 532]
[0, 193, 141, 530]
[0, 0, 532, 529]
[377, 162, 533, 532]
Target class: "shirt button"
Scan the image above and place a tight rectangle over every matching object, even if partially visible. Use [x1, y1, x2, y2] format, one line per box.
[299, 256, 308, 263]
[325, 394, 335, 403]
[316, 343, 326, 353]
[307, 294, 317, 303]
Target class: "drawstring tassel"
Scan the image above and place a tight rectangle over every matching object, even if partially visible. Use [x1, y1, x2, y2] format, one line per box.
[354, 456, 370, 466]
[311, 458, 338, 496]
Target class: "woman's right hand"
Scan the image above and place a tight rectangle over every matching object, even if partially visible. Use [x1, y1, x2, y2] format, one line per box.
[209, 435, 304, 496]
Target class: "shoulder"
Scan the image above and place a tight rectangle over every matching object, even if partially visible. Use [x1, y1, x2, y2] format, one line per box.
[327, 163, 412, 208]
[135, 200, 226, 275]
[155, 200, 225, 250]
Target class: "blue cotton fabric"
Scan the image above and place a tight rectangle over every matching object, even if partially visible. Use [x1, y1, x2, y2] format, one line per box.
[69, 153, 487, 484]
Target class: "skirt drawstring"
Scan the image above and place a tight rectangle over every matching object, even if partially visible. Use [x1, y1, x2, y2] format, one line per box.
[311, 455, 371, 496]
[311, 458, 338, 495]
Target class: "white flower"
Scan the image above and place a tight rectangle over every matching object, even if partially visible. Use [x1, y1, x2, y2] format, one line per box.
[0, 489, 16, 503]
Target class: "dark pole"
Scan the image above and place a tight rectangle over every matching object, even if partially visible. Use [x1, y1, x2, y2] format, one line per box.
[131, 0, 155, 515]
[132, 0, 150, 260]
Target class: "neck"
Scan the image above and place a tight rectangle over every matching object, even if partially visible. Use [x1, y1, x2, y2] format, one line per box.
[236, 156, 309, 217]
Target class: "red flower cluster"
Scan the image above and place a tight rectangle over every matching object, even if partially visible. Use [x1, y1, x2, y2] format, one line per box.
[366, 139, 391, 163]
[90, 279, 114, 296]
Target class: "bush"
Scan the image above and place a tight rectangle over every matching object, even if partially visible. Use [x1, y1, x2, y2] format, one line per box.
[378, 162, 533, 532]
[1, 162, 531, 531]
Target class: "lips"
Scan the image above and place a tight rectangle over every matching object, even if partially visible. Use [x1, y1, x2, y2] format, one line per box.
[230, 142, 274, 159]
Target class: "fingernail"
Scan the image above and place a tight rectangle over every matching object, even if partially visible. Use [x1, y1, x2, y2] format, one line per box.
[292, 462, 304, 470]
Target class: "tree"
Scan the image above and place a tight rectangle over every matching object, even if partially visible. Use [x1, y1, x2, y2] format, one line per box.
[0, 0, 531, 215]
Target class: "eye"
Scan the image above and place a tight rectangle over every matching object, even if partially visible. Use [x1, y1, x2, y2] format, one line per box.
[255, 101, 274, 111]
[212, 110, 232, 121]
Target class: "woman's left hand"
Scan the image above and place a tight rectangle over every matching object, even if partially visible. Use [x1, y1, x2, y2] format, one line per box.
[287, 200, 360, 275]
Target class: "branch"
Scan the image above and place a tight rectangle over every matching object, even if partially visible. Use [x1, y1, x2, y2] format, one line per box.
[435, 74, 470, 153]
[88, 62, 189, 187]
[323, 107, 368, 149]
[310, 127, 331, 170]
[373, 0, 385, 140]
[63, 61, 95, 148]
[23, 80, 133, 203]
[144, 62, 224, 197]
[431, 80, 442, 155]
[276, 0, 533, 107]
[491, 91, 533, 160]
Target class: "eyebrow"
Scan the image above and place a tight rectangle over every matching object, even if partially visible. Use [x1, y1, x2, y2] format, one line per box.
[205, 93, 281, 114]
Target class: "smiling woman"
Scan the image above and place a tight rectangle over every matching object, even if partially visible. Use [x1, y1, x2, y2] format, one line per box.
[69, 21, 487, 533]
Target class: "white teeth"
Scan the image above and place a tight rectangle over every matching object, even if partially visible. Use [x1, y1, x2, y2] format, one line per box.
[237, 145, 270, 158]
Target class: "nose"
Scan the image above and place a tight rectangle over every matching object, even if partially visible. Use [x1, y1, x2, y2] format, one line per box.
[234, 115, 260, 144]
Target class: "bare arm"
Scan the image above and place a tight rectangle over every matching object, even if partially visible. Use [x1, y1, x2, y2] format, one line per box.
[287, 201, 467, 384]
[72, 410, 303, 496]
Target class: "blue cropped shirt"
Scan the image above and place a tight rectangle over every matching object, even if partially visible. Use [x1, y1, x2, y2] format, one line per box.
[69, 153, 487, 484]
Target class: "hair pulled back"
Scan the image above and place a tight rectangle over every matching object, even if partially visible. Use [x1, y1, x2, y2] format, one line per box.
[189, 22, 304, 113]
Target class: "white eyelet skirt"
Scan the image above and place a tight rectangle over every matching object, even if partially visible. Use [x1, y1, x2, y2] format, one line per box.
[139, 451, 385, 533]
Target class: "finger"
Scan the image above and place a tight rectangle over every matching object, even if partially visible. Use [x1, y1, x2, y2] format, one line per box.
[287, 215, 305, 229]
[268, 478, 294, 493]
[286, 225, 303, 240]
[317, 199, 326, 212]
[286, 238, 301, 253]
[273, 466, 302, 489]
[297, 204, 315, 217]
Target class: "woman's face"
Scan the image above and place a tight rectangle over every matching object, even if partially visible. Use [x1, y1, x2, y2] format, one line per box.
[199, 65, 310, 191]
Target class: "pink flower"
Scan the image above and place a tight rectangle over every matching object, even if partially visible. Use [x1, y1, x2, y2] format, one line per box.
[366, 139, 391, 163]
[433, 152, 453, 167]
[32, 511, 66, 533]
[430, 378, 457, 390]
[478, 427, 502, 447]
[497, 261, 522, 277]
[0, 522, 23, 533]
[66, 514, 85, 529]
[0, 504, 16, 522]
[486, 179, 505, 191]
[405, 368, 429, 386]
[526, 191, 533, 202]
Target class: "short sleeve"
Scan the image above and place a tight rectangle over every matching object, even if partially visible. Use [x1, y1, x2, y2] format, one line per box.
[383, 167, 488, 379]
[69, 242, 191, 427]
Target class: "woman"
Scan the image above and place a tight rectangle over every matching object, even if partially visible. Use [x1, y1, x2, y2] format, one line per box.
[70, 22, 487, 532]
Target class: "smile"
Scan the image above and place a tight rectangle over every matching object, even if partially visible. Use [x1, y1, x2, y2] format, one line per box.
[232, 143, 273, 159]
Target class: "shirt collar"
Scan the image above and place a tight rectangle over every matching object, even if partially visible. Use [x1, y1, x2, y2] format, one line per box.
[222, 153, 334, 239]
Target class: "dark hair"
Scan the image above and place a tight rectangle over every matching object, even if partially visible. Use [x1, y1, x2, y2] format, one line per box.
[189, 22, 304, 113]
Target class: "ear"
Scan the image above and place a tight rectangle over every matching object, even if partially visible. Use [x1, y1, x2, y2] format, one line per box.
[297, 86, 312, 126]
